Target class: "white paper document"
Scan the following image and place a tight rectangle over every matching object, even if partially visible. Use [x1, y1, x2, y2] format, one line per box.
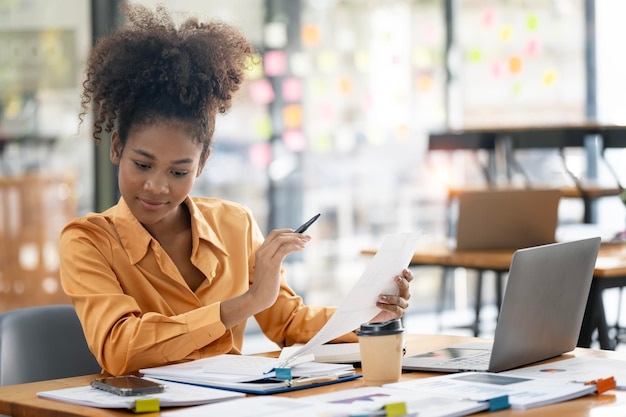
[501, 356, 625, 388]
[141, 354, 353, 383]
[161, 386, 489, 417]
[161, 396, 328, 417]
[385, 371, 596, 410]
[278, 232, 420, 364]
[305, 386, 490, 417]
[37, 378, 244, 409]
[281, 342, 361, 363]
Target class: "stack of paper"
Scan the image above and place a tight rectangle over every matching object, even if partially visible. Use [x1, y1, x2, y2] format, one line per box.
[140, 354, 358, 394]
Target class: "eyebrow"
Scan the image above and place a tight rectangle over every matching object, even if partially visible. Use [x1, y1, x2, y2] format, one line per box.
[131, 148, 194, 165]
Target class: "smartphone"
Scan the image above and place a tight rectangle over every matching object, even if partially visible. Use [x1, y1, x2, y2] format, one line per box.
[91, 375, 166, 396]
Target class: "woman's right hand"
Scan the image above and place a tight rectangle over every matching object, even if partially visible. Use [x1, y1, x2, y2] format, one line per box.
[247, 228, 311, 310]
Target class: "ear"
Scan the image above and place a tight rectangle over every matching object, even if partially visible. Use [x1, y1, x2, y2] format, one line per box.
[197, 147, 211, 176]
[110, 131, 123, 165]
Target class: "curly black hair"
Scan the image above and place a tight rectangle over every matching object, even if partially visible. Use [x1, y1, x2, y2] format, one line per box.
[79, 4, 254, 154]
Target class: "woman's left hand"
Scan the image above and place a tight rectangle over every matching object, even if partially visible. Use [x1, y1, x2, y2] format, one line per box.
[371, 268, 413, 322]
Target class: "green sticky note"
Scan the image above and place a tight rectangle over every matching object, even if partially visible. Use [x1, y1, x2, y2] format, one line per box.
[133, 398, 160, 413]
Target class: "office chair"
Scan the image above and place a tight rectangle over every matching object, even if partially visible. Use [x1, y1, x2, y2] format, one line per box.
[0, 304, 102, 386]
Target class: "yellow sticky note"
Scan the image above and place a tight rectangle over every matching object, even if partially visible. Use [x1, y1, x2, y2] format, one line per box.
[316, 50, 337, 73]
[384, 401, 407, 417]
[244, 54, 264, 80]
[133, 398, 160, 413]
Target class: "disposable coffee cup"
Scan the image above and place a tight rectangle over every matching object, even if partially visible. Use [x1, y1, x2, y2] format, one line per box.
[355, 318, 405, 386]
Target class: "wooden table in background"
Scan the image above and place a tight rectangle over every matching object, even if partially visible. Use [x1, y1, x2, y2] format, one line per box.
[429, 124, 626, 224]
[2, 333, 626, 417]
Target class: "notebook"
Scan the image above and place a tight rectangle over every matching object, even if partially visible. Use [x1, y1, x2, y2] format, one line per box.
[453, 188, 561, 250]
[402, 236, 601, 373]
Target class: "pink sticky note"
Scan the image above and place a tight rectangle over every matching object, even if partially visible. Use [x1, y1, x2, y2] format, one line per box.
[264, 50, 287, 77]
[249, 143, 272, 168]
[283, 130, 307, 152]
[249, 79, 275, 104]
[282, 77, 303, 102]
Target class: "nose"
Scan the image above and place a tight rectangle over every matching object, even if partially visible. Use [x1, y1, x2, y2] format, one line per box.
[144, 173, 169, 194]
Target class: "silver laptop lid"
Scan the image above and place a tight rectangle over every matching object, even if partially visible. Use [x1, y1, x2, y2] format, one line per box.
[488, 236, 601, 372]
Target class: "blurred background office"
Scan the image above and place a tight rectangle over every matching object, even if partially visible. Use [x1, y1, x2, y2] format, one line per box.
[2, 0, 626, 344]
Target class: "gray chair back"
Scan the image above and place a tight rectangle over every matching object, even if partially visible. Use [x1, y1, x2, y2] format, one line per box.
[0, 304, 101, 386]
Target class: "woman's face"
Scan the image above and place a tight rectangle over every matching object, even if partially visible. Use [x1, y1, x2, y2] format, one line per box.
[110, 122, 208, 229]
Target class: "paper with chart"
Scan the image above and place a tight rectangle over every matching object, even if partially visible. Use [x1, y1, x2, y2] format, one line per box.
[385, 371, 597, 410]
[501, 356, 626, 388]
[279, 232, 420, 364]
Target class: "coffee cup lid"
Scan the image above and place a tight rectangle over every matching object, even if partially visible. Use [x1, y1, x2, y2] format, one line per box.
[355, 318, 404, 336]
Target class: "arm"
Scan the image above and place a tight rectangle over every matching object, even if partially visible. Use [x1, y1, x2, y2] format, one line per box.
[219, 227, 312, 329]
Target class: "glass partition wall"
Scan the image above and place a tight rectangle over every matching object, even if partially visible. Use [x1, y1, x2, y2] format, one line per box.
[0, 0, 92, 310]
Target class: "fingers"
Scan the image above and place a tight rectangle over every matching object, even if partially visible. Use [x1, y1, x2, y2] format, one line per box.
[375, 301, 405, 319]
[258, 229, 311, 264]
[377, 294, 409, 310]
[399, 268, 414, 285]
[395, 269, 412, 300]
[375, 268, 414, 319]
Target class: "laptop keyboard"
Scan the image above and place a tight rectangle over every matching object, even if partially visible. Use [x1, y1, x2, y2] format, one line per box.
[440, 351, 491, 371]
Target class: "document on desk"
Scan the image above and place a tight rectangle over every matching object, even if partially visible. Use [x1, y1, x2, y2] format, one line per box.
[385, 371, 597, 410]
[161, 386, 490, 417]
[36, 378, 244, 409]
[279, 232, 420, 364]
[501, 356, 625, 388]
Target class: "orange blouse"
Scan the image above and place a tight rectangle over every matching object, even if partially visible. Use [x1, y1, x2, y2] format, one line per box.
[59, 197, 356, 375]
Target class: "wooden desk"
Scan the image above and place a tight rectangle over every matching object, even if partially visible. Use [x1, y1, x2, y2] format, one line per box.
[362, 243, 626, 350]
[2, 334, 626, 417]
[447, 185, 622, 200]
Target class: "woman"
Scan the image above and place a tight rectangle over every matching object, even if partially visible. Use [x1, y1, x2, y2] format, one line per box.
[59, 4, 413, 376]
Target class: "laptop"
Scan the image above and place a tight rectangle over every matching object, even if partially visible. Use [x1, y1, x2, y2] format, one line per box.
[453, 188, 561, 250]
[402, 236, 601, 373]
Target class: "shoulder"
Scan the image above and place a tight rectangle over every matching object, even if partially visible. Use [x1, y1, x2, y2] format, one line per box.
[59, 209, 117, 247]
[189, 197, 262, 240]
[190, 197, 254, 220]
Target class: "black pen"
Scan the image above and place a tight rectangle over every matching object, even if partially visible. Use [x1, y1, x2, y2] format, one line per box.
[294, 213, 321, 233]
